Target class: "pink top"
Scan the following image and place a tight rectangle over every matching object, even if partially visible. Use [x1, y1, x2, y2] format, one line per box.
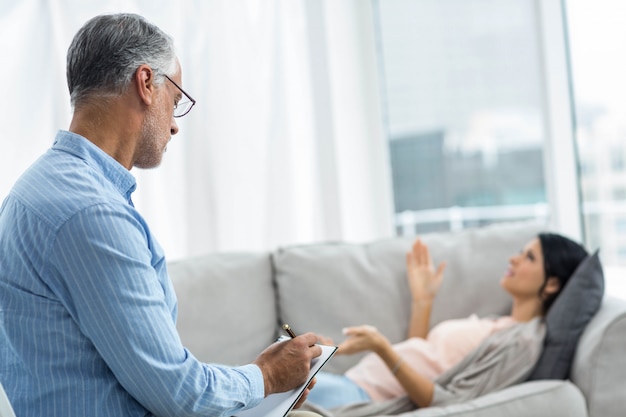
[344, 315, 517, 401]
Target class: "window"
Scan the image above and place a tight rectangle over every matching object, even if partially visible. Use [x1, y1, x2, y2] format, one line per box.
[374, 0, 549, 235]
[613, 187, 626, 201]
[373, 0, 625, 298]
[567, 0, 626, 272]
[611, 150, 625, 173]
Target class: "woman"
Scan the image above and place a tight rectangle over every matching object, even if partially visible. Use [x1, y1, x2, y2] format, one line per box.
[306, 233, 588, 410]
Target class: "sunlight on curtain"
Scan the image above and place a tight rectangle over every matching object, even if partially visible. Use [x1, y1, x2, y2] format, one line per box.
[0, 0, 394, 259]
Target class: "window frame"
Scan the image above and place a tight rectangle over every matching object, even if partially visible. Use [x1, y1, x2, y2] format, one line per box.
[537, 0, 584, 241]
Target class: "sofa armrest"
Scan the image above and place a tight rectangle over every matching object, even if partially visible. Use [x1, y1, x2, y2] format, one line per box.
[409, 381, 586, 417]
[571, 295, 626, 417]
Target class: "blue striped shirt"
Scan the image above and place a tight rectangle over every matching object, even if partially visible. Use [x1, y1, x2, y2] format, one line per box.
[0, 130, 264, 417]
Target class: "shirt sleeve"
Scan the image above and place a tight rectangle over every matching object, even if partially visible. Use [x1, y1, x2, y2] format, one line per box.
[48, 203, 265, 417]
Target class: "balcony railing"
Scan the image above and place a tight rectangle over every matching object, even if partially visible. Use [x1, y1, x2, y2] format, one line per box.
[395, 203, 550, 236]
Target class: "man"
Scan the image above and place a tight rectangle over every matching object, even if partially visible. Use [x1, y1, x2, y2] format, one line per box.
[0, 13, 322, 417]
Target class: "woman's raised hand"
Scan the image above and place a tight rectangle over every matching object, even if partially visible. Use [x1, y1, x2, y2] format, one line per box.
[406, 239, 446, 303]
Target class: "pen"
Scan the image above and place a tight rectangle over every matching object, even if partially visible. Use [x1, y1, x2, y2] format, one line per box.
[282, 323, 297, 339]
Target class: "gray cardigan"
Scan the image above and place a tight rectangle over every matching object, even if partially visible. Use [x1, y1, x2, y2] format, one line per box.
[302, 317, 546, 417]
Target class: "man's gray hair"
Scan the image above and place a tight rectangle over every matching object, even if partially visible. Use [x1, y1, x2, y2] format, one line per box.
[66, 13, 177, 108]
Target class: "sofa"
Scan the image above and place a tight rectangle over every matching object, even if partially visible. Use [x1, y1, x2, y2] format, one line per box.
[168, 221, 626, 417]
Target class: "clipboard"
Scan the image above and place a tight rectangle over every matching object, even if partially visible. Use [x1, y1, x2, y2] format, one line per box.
[233, 342, 337, 417]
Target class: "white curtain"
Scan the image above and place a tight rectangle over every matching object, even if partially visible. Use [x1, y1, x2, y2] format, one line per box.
[0, 0, 394, 259]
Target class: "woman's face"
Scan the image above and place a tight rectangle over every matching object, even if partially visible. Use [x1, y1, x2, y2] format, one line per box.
[500, 238, 548, 299]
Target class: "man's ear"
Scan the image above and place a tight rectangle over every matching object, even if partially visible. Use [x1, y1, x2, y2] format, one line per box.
[135, 65, 155, 106]
[543, 276, 561, 298]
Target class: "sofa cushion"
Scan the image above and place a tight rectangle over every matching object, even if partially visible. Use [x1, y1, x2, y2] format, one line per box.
[527, 251, 604, 380]
[168, 252, 276, 366]
[273, 221, 544, 374]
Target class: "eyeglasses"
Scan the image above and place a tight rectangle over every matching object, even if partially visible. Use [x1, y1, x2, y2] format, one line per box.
[163, 74, 196, 118]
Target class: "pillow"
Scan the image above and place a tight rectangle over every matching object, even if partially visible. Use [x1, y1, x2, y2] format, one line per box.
[527, 250, 604, 380]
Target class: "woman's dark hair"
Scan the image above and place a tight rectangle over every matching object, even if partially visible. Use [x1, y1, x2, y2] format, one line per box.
[538, 233, 588, 313]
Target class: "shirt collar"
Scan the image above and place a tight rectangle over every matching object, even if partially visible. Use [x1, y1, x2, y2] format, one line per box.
[52, 130, 137, 201]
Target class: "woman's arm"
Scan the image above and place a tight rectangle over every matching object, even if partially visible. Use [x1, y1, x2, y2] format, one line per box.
[406, 239, 446, 339]
[339, 325, 434, 407]
[408, 299, 434, 340]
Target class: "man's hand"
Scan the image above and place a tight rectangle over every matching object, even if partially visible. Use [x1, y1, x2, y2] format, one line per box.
[253, 332, 322, 396]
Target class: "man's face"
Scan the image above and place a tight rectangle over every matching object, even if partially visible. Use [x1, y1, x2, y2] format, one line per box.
[134, 67, 181, 169]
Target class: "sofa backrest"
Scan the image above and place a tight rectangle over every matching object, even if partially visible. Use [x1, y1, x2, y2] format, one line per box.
[273, 221, 545, 373]
[168, 221, 545, 370]
[168, 252, 276, 365]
